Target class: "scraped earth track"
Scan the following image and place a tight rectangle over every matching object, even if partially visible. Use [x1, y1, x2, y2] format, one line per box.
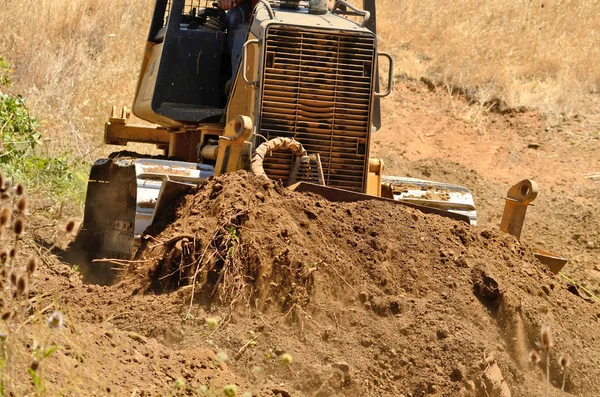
[28, 170, 598, 396]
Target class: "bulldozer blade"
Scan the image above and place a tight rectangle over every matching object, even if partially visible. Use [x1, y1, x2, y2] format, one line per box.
[151, 179, 196, 226]
[381, 176, 477, 225]
[80, 157, 137, 258]
[77, 157, 213, 262]
[532, 248, 567, 275]
[288, 181, 471, 224]
[498, 180, 568, 275]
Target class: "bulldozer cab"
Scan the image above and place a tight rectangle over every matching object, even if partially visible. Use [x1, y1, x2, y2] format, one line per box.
[132, 0, 382, 129]
[132, 1, 232, 126]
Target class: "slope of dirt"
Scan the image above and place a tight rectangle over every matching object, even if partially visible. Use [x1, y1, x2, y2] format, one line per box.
[9, 161, 600, 396]
[373, 80, 600, 295]
[3, 213, 291, 396]
[72, 170, 597, 397]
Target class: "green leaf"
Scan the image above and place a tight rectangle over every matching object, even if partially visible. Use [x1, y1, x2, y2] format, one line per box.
[43, 345, 60, 358]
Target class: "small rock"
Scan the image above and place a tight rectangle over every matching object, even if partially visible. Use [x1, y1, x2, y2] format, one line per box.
[126, 332, 147, 344]
[454, 256, 470, 268]
[436, 327, 449, 340]
[132, 349, 145, 364]
[587, 241, 596, 249]
[358, 291, 369, 303]
[527, 143, 541, 149]
[464, 380, 476, 392]
[332, 361, 350, 374]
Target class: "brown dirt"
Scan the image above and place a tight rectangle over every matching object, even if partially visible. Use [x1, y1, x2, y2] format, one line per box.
[19, 170, 598, 396]
[6, 80, 600, 397]
[373, 80, 600, 294]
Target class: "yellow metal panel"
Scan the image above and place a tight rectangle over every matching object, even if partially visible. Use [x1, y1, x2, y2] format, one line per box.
[225, 33, 259, 127]
[132, 42, 181, 127]
[104, 121, 170, 146]
[214, 116, 253, 176]
[365, 158, 384, 196]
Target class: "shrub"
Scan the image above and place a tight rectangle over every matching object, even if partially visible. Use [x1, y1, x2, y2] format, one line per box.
[0, 56, 87, 210]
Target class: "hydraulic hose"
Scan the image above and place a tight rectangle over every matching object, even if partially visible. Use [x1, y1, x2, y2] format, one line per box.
[250, 137, 307, 179]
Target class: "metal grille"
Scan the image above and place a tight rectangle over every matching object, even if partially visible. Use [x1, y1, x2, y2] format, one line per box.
[259, 26, 375, 192]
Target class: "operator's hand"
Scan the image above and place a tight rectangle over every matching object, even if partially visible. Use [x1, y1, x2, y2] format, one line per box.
[217, 0, 238, 10]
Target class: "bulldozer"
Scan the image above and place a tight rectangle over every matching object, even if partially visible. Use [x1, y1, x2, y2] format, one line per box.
[78, 0, 479, 263]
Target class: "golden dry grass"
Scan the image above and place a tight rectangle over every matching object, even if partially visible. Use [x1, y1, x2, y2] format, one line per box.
[0, 0, 598, 157]
[377, 0, 600, 115]
[0, 0, 152, 158]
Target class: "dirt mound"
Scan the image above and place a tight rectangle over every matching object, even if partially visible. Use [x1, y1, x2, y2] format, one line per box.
[122, 170, 600, 396]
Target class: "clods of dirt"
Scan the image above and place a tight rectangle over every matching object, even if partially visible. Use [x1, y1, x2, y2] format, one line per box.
[116, 170, 600, 396]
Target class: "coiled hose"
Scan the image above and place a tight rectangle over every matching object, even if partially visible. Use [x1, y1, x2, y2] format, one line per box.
[250, 137, 307, 179]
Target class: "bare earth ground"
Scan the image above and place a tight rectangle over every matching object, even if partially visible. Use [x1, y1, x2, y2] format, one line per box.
[373, 81, 600, 291]
[6, 82, 600, 397]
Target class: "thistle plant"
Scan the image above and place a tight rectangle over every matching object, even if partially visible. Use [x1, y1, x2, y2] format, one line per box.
[540, 325, 553, 397]
[559, 354, 570, 392]
[0, 177, 63, 394]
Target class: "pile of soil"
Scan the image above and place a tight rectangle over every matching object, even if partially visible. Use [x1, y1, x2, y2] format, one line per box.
[117, 170, 600, 396]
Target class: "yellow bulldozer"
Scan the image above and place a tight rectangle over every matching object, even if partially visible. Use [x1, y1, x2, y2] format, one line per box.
[79, 0, 480, 263]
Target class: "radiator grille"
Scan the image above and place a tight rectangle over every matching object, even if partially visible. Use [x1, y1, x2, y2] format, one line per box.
[259, 26, 376, 192]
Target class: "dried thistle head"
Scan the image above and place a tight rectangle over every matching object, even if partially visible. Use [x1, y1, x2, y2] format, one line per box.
[16, 274, 28, 296]
[0, 193, 9, 201]
[16, 196, 26, 213]
[559, 354, 571, 370]
[8, 247, 16, 259]
[13, 217, 23, 237]
[0, 249, 7, 265]
[65, 220, 75, 234]
[541, 325, 553, 350]
[529, 350, 541, 364]
[0, 207, 10, 227]
[26, 255, 38, 274]
[30, 359, 39, 371]
[14, 183, 23, 196]
[1, 311, 11, 321]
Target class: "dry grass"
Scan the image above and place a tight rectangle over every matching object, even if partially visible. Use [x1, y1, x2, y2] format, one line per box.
[0, 0, 598, 159]
[377, 0, 600, 115]
[0, 0, 152, 159]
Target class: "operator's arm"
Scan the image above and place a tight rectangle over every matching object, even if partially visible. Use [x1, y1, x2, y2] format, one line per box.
[217, 0, 239, 10]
